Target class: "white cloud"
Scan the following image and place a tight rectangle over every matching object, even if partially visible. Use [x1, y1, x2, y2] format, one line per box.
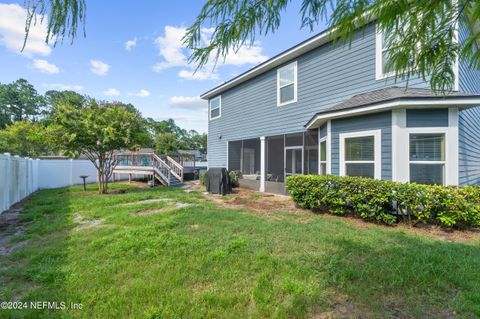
[32, 59, 60, 74]
[153, 26, 187, 71]
[103, 88, 120, 97]
[128, 89, 150, 97]
[178, 69, 218, 81]
[43, 83, 83, 91]
[0, 3, 52, 57]
[125, 38, 137, 51]
[169, 96, 206, 111]
[153, 25, 267, 80]
[90, 59, 110, 76]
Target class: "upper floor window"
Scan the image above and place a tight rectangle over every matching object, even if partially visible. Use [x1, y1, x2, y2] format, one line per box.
[277, 61, 297, 106]
[376, 28, 393, 80]
[209, 96, 221, 120]
[376, 23, 416, 80]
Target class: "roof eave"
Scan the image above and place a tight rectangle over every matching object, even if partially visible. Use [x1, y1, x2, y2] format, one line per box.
[200, 29, 333, 100]
[305, 97, 480, 129]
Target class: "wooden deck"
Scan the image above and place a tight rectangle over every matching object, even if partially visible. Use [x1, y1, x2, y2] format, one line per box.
[112, 152, 197, 186]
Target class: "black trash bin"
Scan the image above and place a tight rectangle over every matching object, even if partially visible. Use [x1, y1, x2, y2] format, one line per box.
[205, 168, 232, 195]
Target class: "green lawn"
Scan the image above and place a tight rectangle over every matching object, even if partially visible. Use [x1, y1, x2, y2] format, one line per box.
[1, 184, 480, 318]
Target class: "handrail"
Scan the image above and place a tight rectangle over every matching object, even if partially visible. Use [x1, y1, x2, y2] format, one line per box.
[165, 156, 184, 182]
[152, 154, 171, 186]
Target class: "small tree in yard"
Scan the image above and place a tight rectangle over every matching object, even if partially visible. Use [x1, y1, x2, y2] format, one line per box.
[51, 100, 149, 194]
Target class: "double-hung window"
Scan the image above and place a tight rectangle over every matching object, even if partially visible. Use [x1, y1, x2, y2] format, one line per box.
[376, 23, 416, 80]
[277, 61, 297, 106]
[319, 139, 327, 175]
[340, 130, 381, 179]
[209, 96, 221, 120]
[409, 133, 445, 185]
[376, 28, 394, 79]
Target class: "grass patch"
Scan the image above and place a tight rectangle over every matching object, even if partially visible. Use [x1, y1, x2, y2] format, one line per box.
[0, 183, 479, 318]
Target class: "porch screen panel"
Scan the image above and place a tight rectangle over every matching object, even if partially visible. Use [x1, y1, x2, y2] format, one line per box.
[228, 141, 242, 171]
[242, 139, 261, 175]
[304, 130, 318, 175]
[285, 133, 303, 147]
[266, 135, 284, 183]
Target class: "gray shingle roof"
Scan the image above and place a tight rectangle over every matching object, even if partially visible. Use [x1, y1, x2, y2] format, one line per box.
[322, 87, 478, 114]
[304, 87, 480, 128]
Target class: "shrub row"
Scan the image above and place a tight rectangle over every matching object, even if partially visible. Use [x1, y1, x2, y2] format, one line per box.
[286, 175, 480, 227]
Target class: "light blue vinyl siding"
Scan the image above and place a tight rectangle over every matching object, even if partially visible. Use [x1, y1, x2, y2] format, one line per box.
[207, 22, 428, 168]
[458, 23, 480, 185]
[406, 109, 448, 127]
[330, 111, 392, 180]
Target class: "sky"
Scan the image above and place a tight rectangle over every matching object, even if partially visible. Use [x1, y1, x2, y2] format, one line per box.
[0, 1, 328, 133]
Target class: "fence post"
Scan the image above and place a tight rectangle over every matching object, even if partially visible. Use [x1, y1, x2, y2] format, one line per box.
[1, 153, 10, 212]
[70, 159, 74, 186]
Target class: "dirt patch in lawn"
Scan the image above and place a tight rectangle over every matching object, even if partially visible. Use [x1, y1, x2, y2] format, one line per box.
[135, 208, 171, 216]
[133, 202, 191, 216]
[187, 181, 480, 242]
[0, 198, 30, 256]
[73, 213, 104, 231]
[185, 181, 312, 221]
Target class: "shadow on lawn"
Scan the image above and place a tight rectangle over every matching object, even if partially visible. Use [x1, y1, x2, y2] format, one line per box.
[0, 184, 479, 318]
[310, 227, 480, 318]
[0, 185, 82, 318]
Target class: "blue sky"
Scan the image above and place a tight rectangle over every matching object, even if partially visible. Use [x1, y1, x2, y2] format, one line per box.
[0, 1, 327, 133]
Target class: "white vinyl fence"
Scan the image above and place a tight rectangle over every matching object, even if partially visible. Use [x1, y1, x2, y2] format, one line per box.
[0, 153, 98, 213]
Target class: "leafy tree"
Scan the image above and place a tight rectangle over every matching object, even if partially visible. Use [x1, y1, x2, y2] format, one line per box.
[0, 121, 54, 157]
[146, 118, 207, 155]
[154, 132, 181, 154]
[0, 79, 46, 128]
[50, 101, 149, 194]
[45, 90, 85, 109]
[189, 133, 207, 154]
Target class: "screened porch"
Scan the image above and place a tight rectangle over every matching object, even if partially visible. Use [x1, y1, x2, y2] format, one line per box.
[227, 131, 321, 194]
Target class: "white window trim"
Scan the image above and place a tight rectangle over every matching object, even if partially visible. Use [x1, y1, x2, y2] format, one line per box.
[319, 137, 327, 175]
[375, 25, 395, 80]
[277, 61, 298, 107]
[326, 120, 332, 174]
[339, 130, 382, 179]
[209, 96, 221, 120]
[392, 107, 459, 186]
[407, 130, 448, 186]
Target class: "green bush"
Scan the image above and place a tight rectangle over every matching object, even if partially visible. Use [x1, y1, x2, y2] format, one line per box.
[199, 171, 206, 185]
[286, 175, 480, 228]
[229, 170, 242, 188]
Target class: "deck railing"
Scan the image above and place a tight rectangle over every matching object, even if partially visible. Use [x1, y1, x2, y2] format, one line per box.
[165, 156, 184, 182]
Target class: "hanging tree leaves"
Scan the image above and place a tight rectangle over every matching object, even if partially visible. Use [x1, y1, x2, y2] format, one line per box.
[23, 0, 86, 49]
[20, 0, 480, 92]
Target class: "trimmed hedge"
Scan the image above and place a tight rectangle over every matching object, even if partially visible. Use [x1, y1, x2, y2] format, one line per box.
[286, 175, 480, 227]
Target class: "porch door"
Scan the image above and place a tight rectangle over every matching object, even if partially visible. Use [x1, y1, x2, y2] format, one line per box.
[285, 146, 303, 177]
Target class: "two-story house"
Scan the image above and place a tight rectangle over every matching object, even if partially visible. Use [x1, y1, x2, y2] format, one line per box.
[201, 22, 480, 194]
